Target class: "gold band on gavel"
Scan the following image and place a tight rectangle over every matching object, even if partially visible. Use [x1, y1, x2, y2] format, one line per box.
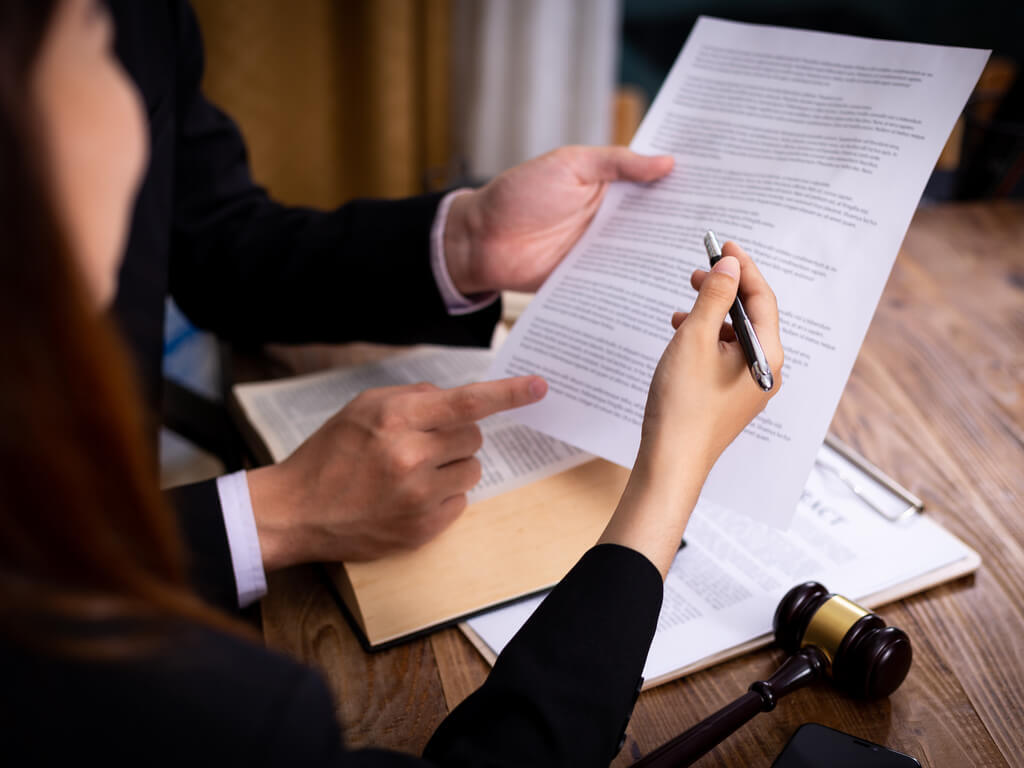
[801, 595, 869, 665]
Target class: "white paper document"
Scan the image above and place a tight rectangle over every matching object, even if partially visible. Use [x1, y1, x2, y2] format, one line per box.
[233, 347, 592, 504]
[465, 450, 977, 685]
[488, 18, 988, 526]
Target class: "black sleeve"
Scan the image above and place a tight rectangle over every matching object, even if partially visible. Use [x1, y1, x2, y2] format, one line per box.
[166, 2, 500, 348]
[423, 544, 664, 767]
[165, 479, 240, 614]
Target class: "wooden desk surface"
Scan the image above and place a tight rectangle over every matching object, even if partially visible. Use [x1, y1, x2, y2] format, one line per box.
[259, 201, 1024, 767]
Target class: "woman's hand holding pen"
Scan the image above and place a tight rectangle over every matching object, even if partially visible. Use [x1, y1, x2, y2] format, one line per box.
[599, 241, 784, 578]
[654, 241, 784, 473]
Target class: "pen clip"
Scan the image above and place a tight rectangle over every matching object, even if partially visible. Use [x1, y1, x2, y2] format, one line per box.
[703, 231, 723, 264]
[703, 229, 774, 392]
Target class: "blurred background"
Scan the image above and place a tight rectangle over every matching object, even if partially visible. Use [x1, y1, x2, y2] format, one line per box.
[189, 0, 1023, 206]
[161, 0, 1023, 484]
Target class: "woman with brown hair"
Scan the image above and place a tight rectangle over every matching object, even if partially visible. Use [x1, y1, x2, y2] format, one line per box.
[0, 0, 782, 765]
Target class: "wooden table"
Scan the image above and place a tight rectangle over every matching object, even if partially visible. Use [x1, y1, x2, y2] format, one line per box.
[259, 201, 1024, 767]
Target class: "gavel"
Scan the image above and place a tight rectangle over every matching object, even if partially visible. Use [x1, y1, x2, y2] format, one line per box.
[632, 582, 913, 767]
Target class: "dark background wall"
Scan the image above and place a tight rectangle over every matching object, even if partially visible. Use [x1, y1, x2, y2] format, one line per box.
[619, 0, 1024, 199]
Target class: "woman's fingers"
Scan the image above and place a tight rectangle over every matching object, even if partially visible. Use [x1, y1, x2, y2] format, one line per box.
[671, 311, 736, 341]
[684, 256, 740, 336]
[720, 241, 779, 341]
[689, 242, 782, 369]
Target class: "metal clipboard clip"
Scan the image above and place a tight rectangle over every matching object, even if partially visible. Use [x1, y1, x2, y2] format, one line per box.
[815, 434, 925, 523]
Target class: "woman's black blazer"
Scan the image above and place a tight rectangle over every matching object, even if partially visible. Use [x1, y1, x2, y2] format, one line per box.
[3, 545, 662, 766]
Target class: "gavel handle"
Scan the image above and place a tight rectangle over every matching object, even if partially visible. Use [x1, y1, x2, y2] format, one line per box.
[630, 690, 764, 767]
[631, 647, 827, 767]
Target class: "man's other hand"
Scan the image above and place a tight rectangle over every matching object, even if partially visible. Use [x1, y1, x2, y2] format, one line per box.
[443, 145, 674, 295]
[247, 375, 547, 570]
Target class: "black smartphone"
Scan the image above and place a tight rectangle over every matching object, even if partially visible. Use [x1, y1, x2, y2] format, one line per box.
[771, 723, 921, 768]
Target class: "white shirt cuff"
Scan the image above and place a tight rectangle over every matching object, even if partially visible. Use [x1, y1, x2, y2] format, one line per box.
[430, 189, 500, 316]
[215, 470, 268, 608]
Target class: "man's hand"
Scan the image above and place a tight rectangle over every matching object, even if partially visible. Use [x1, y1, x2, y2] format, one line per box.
[247, 375, 547, 570]
[443, 146, 674, 295]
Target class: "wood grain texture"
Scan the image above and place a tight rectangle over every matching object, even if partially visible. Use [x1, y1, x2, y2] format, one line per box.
[259, 202, 1024, 766]
[261, 566, 448, 756]
[430, 628, 490, 711]
[826, 201, 1024, 765]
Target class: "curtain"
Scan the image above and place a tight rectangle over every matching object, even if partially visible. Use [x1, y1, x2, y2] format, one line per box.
[451, 0, 621, 181]
[191, 0, 453, 206]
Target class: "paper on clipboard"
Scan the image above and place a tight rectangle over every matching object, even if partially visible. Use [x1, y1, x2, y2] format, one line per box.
[460, 441, 979, 689]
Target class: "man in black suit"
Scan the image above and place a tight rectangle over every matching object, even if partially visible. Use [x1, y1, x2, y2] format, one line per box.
[108, 0, 674, 612]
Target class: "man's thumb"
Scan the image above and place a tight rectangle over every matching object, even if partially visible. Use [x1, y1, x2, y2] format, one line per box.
[687, 256, 740, 331]
[579, 147, 674, 184]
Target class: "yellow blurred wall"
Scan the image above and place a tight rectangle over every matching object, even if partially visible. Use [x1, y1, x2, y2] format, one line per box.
[191, 0, 452, 208]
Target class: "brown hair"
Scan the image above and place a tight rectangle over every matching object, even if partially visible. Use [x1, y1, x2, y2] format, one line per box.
[0, 0, 249, 654]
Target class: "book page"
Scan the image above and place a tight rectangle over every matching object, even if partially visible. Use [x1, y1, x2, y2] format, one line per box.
[464, 449, 976, 682]
[233, 347, 591, 503]
[488, 18, 988, 526]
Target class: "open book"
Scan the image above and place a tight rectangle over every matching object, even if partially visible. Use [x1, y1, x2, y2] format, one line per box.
[233, 346, 618, 648]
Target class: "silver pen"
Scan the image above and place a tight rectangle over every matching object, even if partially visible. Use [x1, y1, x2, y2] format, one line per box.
[703, 231, 774, 392]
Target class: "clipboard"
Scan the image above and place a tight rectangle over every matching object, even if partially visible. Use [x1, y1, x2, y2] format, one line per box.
[459, 434, 981, 689]
[818, 435, 924, 523]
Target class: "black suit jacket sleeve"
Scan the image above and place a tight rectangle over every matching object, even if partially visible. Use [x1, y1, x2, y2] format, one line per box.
[6, 544, 662, 766]
[165, 479, 240, 614]
[423, 544, 664, 767]
[166, 2, 499, 349]
[158, 508, 664, 765]
[155, 539, 662, 767]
